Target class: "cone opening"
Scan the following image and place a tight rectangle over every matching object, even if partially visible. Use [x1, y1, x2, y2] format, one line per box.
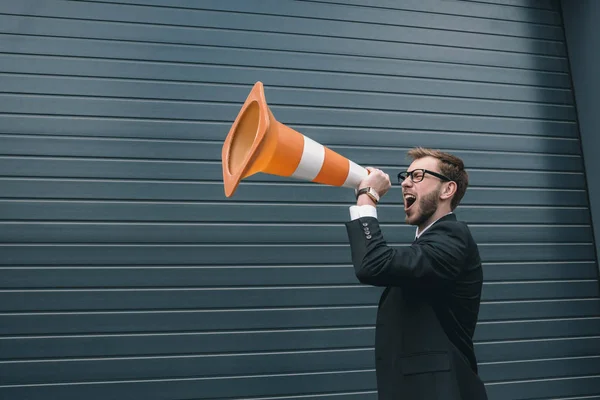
[227, 100, 260, 176]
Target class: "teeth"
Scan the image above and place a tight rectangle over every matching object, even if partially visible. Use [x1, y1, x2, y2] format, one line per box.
[404, 194, 416, 200]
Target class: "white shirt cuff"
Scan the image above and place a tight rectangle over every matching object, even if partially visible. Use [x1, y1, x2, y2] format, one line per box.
[349, 205, 378, 220]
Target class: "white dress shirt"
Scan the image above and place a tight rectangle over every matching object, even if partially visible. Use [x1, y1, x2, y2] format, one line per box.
[349, 204, 378, 220]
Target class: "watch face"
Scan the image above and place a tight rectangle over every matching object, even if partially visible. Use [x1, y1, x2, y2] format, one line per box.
[368, 188, 379, 201]
[355, 187, 378, 203]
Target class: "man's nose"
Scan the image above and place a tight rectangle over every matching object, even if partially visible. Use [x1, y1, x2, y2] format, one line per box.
[401, 178, 412, 189]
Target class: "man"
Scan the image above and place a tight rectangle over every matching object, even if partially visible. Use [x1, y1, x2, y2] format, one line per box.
[345, 147, 488, 400]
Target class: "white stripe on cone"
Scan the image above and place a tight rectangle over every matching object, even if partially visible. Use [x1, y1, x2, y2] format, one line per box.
[290, 135, 368, 188]
[290, 136, 325, 181]
[343, 160, 368, 188]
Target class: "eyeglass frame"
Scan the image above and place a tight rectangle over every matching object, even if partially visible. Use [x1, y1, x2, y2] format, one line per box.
[397, 168, 452, 184]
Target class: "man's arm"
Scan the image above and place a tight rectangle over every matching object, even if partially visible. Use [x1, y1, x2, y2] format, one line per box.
[345, 217, 468, 288]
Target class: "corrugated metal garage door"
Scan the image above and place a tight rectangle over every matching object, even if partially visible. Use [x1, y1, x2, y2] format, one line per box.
[1, 0, 599, 399]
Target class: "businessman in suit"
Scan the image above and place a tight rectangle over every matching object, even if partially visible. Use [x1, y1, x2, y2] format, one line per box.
[346, 147, 488, 400]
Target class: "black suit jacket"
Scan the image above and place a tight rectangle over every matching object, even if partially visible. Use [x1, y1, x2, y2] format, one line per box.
[346, 213, 488, 400]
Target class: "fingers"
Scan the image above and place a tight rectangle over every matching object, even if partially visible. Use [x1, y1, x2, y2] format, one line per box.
[366, 167, 383, 175]
[364, 168, 389, 182]
[367, 169, 391, 189]
[374, 169, 390, 182]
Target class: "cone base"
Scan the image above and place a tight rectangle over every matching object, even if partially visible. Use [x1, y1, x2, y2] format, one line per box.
[222, 82, 270, 197]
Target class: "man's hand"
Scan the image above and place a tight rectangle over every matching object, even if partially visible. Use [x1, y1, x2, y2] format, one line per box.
[357, 167, 391, 205]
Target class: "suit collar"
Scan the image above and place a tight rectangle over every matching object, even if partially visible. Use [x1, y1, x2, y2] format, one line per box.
[415, 212, 455, 239]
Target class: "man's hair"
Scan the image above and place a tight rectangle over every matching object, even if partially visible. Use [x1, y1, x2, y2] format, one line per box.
[407, 147, 469, 210]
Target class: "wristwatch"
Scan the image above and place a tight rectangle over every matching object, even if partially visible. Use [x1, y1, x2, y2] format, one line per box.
[355, 187, 380, 204]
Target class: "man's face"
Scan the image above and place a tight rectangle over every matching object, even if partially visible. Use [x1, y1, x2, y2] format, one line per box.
[401, 156, 445, 226]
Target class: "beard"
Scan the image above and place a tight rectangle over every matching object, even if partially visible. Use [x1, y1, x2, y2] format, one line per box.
[405, 187, 440, 227]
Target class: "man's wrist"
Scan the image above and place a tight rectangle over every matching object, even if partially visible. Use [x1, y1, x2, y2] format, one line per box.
[355, 187, 380, 205]
[356, 193, 377, 207]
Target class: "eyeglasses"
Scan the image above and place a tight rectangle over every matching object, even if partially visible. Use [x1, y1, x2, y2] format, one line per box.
[397, 168, 451, 184]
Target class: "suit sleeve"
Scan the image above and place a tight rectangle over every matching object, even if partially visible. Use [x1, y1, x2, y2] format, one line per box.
[345, 217, 468, 288]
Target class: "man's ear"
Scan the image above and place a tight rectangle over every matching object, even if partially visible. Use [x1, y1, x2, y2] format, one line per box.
[440, 181, 457, 200]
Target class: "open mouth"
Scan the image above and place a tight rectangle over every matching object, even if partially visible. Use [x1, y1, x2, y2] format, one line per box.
[404, 194, 416, 211]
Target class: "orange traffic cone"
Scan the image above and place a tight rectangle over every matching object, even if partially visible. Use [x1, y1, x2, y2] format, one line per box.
[221, 81, 368, 197]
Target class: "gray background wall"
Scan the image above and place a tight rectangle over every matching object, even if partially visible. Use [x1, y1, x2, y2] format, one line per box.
[561, 0, 600, 272]
[1, 1, 600, 399]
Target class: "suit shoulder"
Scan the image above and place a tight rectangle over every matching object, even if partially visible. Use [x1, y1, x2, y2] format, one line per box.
[433, 220, 482, 264]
